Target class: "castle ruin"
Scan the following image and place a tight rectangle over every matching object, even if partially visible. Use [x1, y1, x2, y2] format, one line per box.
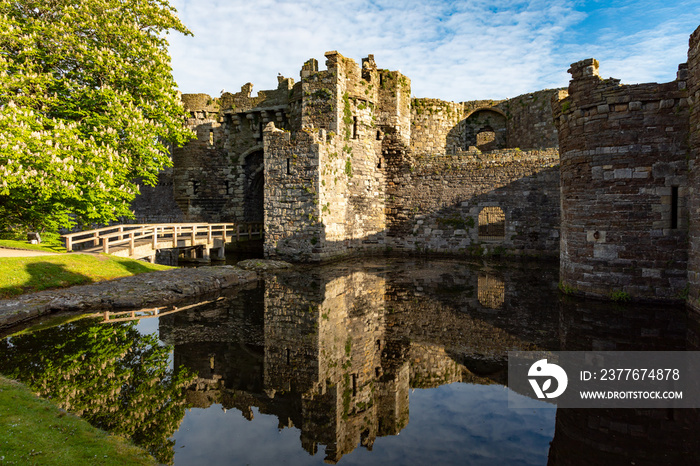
[133, 25, 700, 306]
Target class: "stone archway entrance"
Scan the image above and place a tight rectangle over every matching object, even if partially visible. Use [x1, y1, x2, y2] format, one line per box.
[244, 150, 264, 223]
[462, 109, 507, 151]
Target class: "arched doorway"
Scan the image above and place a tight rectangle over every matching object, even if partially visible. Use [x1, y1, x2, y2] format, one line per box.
[244, 151, 264, 223]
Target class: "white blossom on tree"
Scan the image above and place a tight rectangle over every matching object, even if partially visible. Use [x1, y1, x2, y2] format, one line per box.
[0, 0, 193, 231]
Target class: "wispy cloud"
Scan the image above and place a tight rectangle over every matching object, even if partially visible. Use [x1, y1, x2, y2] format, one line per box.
[556, 0, 699, 85]
[167, 0, 698, 102]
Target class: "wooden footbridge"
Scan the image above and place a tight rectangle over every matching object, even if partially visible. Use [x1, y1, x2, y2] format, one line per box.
[62, 223, 263, 262]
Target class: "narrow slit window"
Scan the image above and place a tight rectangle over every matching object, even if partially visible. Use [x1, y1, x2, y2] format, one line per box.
[671, 186, 679, 229]
[351, 374, 357, 397]
[286, 158, 290, 175]
[286, 348, 290, 365]
[353, 116, 358, 139]
[376, 130, 382, 141]
[208, 129, 214, 146]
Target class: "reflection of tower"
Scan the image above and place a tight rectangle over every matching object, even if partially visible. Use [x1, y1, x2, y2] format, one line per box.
[477, 273, 505, 309]
[548, 300, 700, 465]
[263, 267, 400, 463]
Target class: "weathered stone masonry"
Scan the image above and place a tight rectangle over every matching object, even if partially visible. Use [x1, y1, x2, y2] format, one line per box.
[554, 56, 691, 301]
[687, 27, 700, 311]
[143, 52, 564, 262]
[128, 24, 700, 306]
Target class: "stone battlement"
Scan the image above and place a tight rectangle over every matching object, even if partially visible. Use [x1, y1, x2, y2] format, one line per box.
[130, 23, 700, 306]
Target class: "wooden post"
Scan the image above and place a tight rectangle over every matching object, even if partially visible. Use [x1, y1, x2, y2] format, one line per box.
[236, 224, 240, 242]
[119, 225, 124, 240]
[93, 231, 99, 247]
[222, 224, 227, 243]
[129, 232, 135, 256]
[66, 236, 73, 252]
[152, 226, 158, 249]
[190, 225, 196, 244]
[172, 225, 178, 248]
[207, 225, 212, 244]
[103, 236, 109, 254]
[248, 224, 252, 240]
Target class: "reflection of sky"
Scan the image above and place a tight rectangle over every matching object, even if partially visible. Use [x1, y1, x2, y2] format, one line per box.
[171, 383, 555, 465]
[136, 317, 174, 370]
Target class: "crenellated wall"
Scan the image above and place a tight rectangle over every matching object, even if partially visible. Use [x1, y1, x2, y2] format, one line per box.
[554, 58, 690, 301]
[129, 48, 567, 263]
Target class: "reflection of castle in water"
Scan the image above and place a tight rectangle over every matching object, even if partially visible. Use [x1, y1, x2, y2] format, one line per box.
[549, 299, 700, 465]
[158, 259, 700, 464]
[159, 260, 560, 462]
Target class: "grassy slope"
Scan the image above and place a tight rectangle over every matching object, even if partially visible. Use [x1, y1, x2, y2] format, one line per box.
[0, 376, 156, 465]
[0, 254, 173, 299]
[0, 232, 67, 253]
[0, 239, 67, 253]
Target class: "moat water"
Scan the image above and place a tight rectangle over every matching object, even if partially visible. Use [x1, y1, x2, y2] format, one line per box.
[1, 258, 699, 465]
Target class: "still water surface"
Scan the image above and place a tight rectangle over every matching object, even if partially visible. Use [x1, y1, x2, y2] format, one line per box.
[1, 258, 698, 465]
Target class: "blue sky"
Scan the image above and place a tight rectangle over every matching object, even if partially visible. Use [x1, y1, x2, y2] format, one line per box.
[167, 0, 699, 102]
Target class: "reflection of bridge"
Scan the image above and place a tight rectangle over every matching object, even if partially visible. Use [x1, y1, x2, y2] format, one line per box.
[90, 297, 225, 324]
[62, 222, 263, 262]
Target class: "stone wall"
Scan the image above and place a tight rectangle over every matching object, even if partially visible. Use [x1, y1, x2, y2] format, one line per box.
[554, 58, 690, 301]
[126, 169, 184, 223]
[410, 99, 465, 156]
[501, 90, 561, 149]
[687, 26, 700, 311]
[135, 51, 565, 263]
[263, 127, 323, 262]
[385, 148, 560, 257]
[409, 88, 561, 157]
[264, 52, 387, 262]
[172, 94, 239, 222]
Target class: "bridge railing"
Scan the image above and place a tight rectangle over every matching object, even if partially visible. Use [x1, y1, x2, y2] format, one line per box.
[62, 222, 264, 254]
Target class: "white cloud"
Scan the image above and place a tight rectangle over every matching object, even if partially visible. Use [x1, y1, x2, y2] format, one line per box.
[167, 0, 698, 103]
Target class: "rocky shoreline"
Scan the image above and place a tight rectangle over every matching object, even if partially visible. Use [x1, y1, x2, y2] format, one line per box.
[0, 265, 258, 330]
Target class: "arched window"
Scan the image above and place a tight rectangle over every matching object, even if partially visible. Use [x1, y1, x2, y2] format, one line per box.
[478, 206, 505, 240]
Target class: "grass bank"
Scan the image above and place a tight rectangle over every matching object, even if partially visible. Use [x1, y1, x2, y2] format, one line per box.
[0, 254, 173, 299]
[0, 232, 67, 253]
[0, 375, 157, 465]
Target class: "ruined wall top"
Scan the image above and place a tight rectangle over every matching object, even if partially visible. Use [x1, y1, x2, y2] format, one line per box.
[567, 58, 600, 80]
[181, 93, 219, 113]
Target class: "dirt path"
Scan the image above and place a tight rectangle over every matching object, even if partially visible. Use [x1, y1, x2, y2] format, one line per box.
[0, 248, 60, 257]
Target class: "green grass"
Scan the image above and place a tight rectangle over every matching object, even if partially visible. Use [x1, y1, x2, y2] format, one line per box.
[0, 254, 173, 299]
[0, 231, 67, 253]
[0, 375, 157, 465]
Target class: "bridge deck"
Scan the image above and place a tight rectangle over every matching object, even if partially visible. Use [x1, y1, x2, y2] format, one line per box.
[63, 223, 263, 261]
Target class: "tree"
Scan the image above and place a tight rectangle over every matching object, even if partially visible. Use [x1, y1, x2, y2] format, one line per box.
[0, 317, 195, 464]
[0, 0, 193, 232]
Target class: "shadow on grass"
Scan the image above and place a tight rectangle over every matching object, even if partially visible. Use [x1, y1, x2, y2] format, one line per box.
[113, 258, 166, 275]
[0, 262, 92, 299]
